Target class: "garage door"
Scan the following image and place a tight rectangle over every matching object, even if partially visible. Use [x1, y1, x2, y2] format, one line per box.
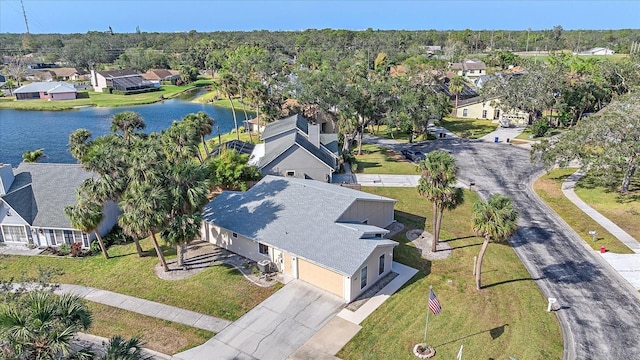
[297, 258, 344, 298]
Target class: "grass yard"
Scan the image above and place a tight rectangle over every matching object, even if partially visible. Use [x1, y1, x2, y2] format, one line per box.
[0, 237, 280, 320]
[87, 302, 212, 355]
[441, 117, 497, 139]
[533, 168, 633, 254]
[338, 187, 563, 360]
[364, 124, 433, 143]
[515, 127, 565, 140]
[352, 143, 418, 175]
[573, 172, 640, 242]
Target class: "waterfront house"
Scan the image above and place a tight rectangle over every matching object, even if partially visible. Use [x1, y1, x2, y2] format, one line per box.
[90, 69, 154, 93]
[13, 82, 77, 101]
[0, 163, 119, 248]
[201, 175, 398, 303]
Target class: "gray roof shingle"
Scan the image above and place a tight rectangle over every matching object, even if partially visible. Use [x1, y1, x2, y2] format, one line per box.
[2, 163, 94, 228]
[14, 82, 76, 94]
[202, 176, 397, 276]
[258, 132, 336, 170]
[261, 114, 309, 140]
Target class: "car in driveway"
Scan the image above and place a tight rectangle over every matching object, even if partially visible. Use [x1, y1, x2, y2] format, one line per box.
[400, 149, 425, 162]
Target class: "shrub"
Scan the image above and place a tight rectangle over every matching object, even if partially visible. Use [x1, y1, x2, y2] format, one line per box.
[531, 119, 550, 138]
[89, 241, 102, 255]
[71, 242, 83, 257]
[103, 225, 133, 247]
[58, 244, 71, 256]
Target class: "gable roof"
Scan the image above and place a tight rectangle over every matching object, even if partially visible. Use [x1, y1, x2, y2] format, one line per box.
[2, 163, 94, 228]
[258, 132, 336, 170]
[261, 114, 309, 140]
[202, 176, 397, 275]
[50, 68, 82, 77]
[14, 82, 77, 94]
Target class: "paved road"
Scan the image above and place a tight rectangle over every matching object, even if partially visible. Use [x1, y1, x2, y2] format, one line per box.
[378, 137, 640, 360]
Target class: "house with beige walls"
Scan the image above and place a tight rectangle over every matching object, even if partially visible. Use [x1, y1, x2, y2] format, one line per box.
[454, 96, 529, 126]
[201, 175, 398, 303]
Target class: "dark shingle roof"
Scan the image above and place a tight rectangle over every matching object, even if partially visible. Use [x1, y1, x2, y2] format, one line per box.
[261, 114, 309, 140]
[259, 132, 336, 170]
[2, 163, 94, 228]
[98, 69, 140, 78]
[202, 176, 397, 275]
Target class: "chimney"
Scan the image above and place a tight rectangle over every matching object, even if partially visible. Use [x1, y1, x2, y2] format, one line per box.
[0, 164, 15, 196]
[308, 123, 320, 148]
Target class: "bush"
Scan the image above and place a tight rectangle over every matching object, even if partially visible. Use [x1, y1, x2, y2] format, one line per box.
[58, 244, 71, 256]
[103, 225, 133, 247]
[71, 242, 83, 257]
[531, 119, 550, 138]
[89, 241, 102, 255]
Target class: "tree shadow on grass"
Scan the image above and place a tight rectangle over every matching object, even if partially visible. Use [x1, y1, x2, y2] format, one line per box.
[482, 276, 543, 289]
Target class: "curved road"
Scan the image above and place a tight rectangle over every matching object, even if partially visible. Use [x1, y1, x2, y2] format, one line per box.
[382, 137, 640, 360]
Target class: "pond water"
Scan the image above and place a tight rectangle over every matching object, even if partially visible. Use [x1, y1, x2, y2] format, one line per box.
[0, 97, 249, 166]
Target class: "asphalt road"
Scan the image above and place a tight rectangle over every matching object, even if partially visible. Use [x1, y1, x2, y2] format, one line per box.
[391, 138, 640, 360]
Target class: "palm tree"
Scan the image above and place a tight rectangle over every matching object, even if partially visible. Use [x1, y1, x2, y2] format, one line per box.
[64, 196, 109, 260]
[69, 129, 93, 162]
[100, 336, 151, 360]
[0, 291, 93, 360]
[417, 151, 464, 252]
[118, 180, 170, 272]
[22, 148, 46, 162]
[449, 76, 466, 115]
[110, 111, 146, 144]
[183, 112, 214, 157]
[471, 194, 519, 290]
[217, 71, 240, 140]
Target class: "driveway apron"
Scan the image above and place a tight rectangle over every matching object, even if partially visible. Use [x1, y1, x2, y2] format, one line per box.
[173, 280, 344, 360]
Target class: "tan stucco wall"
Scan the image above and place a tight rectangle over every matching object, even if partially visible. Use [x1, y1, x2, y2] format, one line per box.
[349, 246, 395, 302]
[455, 100, 497, 119]
[283, 252, 293, 275]
[338, 200, 395, 228]
[298, 258, 344, 298]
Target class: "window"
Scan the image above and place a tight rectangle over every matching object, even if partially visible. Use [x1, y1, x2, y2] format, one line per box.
[2, 225, 27, 243]
[495, 109, 500, 119]
[462, 109, 468, 117]
[63, 230, 74, 245]
[232, 232, 238, 238]
[285, 170, 295, 177]
[360, 266, 368, 289]
[259, 243, 269, 255]
[482, 110, 488, 118]
[55, 230, 64, 245]
[379, 254, 385, 275]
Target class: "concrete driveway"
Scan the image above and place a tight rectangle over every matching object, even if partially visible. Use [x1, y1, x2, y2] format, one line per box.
[173, 280, 344, 360]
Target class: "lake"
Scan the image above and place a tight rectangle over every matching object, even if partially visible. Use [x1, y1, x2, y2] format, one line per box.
[0, 98, 248, 166]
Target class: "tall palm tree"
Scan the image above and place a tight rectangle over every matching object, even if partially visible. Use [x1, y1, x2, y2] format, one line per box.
[217, 71, 240, 140]
[161, 120, 202, 163]
[100, 336, 151, 360]
[471, 194, 519, 290]
[183, 112, 214, 157]
[118, 180, 170, 272]
[110, 111, 146, 144]
[0, 291, 93, 360]
[449, 76, 466, 116]
[417, 150, 464, 252]
[22, 148, 46, 163]
[64, 196, 110, 259]
[69, 129, 93, 162]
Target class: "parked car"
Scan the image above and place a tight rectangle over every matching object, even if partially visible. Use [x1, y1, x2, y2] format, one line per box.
[400, 149, 425, 162]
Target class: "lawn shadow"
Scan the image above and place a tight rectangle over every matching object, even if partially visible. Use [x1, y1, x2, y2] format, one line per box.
[482, 276, 543, 289]
[433, 324, 509, 347]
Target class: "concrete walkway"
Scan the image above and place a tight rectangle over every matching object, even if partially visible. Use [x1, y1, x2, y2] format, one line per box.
[55, 284, 231, 333]
[562, 169, 640, 290]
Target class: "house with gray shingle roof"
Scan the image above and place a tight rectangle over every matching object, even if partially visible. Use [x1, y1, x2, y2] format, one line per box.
[14, 81, 77, 101]
[249, 114, 340, 182]
[201, 175, 398, 302]
[0, 163, 119, 248]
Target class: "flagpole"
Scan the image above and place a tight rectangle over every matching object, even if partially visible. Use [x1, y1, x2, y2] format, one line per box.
[423, 285, 432, 345]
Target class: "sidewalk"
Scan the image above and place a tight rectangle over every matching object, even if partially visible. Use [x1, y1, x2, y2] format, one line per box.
[561, 169, 640, 289]
[55, 284, 232, 333]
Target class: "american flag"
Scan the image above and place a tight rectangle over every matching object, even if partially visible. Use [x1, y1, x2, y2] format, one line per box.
[428, 288, 442, 315]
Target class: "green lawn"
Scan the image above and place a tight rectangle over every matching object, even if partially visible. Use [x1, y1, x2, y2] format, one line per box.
[364, 124, 432, 143]
[533, 168, 634, 254]
[352, 144, 418, 175]
[0, 238, 280, 320]
[441, 117, 497, 139]
[339, 187, 563, 360]
[515, 127, 566, 140]
[87, 302, 212, 355]
[573, 171, 640, 242]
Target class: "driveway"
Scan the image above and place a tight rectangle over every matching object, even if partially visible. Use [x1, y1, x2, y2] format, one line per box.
[173, 280, 344, 360]
[368, 135, 640, 359]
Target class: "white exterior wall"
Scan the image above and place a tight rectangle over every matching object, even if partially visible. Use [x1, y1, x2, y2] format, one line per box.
[49, 92, 76, 100]
[338, 199, 395, 228]
[456, 100, 497, 119]
[201, 222, 268, 262]
[96, 200, 121, 238]
[90, 70, 108, 92]
[348, 245, 395, 302]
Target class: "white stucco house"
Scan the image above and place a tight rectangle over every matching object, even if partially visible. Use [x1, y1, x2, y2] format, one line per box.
[0, 163, 119, 248]
[14, 82, 77, 101]
[201, 176, 398, 303]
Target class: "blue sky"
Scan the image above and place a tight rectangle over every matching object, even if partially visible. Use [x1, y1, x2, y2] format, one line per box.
[1, 0, 638, 34]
